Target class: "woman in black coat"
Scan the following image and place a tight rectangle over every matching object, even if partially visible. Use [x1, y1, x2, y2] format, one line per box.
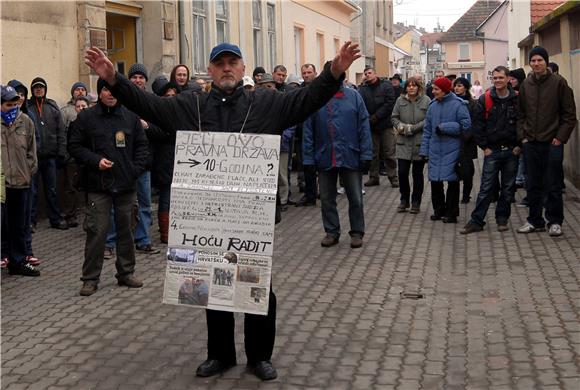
[453, 77, 478, 203]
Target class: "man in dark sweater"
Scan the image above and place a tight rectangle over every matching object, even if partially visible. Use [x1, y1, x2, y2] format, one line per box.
[85, 41, 360, 381]
[460, 66, 520, 234]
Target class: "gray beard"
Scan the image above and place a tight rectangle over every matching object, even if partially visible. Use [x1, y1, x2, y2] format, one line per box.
[218, 79, 237, 91]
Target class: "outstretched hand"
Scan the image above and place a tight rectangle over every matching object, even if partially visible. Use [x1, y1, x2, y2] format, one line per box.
[330, 41, 361, 79]
[84, 47, 117, 86]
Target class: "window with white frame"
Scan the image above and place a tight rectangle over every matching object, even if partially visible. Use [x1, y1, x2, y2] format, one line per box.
[253, 0, 263, 67]
[458, 43, 470, 61]
[267, 3, 276, 71]
[460, 72, 472, 82]
[294, 26, 303, 75]
[215, 0, 228, 44]
[316, 33, 325, 71]
[192, 0, 208, 73]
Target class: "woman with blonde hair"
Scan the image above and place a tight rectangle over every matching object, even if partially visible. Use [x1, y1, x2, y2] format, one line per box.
[391, 76, 431, 213]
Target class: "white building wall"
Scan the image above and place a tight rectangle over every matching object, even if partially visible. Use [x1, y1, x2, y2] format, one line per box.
[507, 0, 531, 68]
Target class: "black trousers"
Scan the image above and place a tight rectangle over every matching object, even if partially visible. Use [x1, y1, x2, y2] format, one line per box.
[431, 181, 460, 218]
[461, 158, 475, 200]
[206, 288, 276, 365]
[2, 188, 30, 266]
[397, 159, 425, 206]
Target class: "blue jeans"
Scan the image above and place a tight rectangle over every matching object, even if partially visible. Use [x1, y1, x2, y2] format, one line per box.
[524, 141, 564, 227]
[106, 171, 152, 247]
[31, 158, 63, 225]
[318, 168, 364, 237]
[515, 155, 526, 185]
[469, 148, 518, 227]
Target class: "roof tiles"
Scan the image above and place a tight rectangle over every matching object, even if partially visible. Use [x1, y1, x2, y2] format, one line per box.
[438, 0, 500, 42]
[530, 1, 565, 24]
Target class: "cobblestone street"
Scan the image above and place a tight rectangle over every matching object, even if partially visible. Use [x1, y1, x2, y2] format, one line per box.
[2, 168, 579, 390]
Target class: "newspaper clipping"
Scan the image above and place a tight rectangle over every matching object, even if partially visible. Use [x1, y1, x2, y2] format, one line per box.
[162, 131, 279, 315]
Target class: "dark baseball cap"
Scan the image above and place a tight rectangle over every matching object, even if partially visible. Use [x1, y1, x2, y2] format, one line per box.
[209, 43, 243, 63]
[1, 85, 20, 102]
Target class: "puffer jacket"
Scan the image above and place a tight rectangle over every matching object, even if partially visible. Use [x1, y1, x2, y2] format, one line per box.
[358, 78, 395, 131]
[67, 102, 149, 194]
[391, 94, 430, 161]
[420, 92, 471, 182]
[1, 111, 38, 188]
[302, 87, 372, 171]
[517, 70, 576, 143]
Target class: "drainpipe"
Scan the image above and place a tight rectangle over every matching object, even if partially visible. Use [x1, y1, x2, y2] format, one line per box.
[178, 0, 188, 65]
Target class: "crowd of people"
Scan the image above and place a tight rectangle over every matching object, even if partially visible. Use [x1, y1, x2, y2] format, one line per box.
[1, 41, 576, 380]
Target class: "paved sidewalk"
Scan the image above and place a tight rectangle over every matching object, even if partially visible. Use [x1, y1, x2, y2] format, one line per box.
[2, 170, 579, 390]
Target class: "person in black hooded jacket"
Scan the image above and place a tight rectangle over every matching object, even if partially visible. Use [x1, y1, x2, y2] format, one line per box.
[27, 77, 68, 230]
[67, 79, 149, 297]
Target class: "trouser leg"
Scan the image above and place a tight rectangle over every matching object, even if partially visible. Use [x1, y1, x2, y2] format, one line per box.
[245, 287, 277, 364]
[113, 191, 137, 280]
[82, 192, 113, 282]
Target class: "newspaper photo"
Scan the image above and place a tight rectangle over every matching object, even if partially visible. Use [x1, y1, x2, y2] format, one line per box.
[162, 131, 279, 315]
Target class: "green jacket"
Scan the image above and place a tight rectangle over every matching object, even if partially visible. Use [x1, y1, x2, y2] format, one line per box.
[391, 94, 430, 161]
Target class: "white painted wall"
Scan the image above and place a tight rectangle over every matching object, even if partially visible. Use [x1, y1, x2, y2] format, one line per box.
[507, 0, 531, 68]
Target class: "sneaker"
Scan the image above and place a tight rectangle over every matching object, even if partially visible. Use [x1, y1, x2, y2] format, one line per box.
[1, 257, 8, 268]
[430, 214, 442, 221]
[321, 234, 339, 247]
[350, 235, 363, 248]
[517, 222, 546, 234]
[409, 204, 420, 214]
[442, 216, 457, 224]
[135, 244, 160, 255]
[79, 282, 98, 296]
[337, 187, 345, 195]
[460, 223, 483, 234]
[389, 176, 399, 188]
[9, 262, 40, 277]
[103, 247, 114, 260]
[118, 275, 144, 288]
[25, 255, 41, 266]
[548, 224, 563, 237]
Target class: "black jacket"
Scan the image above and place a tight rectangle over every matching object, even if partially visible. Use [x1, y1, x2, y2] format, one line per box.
[473, 87, 519, 150]
[458, 95, 479, 160]
[67, 103, 149, 194]
[146, 122, 175, 187]
[27, 97, 66, 159]
[107, 61, 344, 135]
[358, 78, 395, 131]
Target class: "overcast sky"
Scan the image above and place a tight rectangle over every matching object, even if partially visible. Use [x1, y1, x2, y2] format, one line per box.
[393, 0, 478, 32]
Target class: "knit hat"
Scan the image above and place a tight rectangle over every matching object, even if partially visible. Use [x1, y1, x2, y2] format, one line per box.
[1, 85, 19, 102]
[453, 77, 471, 90]
[30, 77, 47, 90]
[70, 82, 88, 97]
[253, 67, 266, 79]
[528, 46, 549, 64]
[508, 68, 526, 83]
[152, 76, 169, 96]
[96, 78, 108, 95]
[7, 80, 28, 97]
[433, 77, 452, 94]
[128, 63, 149, 81]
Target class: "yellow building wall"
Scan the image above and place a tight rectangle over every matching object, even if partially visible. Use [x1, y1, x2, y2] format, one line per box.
[1, 2, 80, 106]
[281, 1, 355, 78]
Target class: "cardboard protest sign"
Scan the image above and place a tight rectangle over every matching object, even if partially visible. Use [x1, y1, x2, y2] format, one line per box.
[163, 131, 279, 315]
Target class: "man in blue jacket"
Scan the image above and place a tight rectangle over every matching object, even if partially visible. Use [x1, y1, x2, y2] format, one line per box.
[303, 85, 372, 248]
